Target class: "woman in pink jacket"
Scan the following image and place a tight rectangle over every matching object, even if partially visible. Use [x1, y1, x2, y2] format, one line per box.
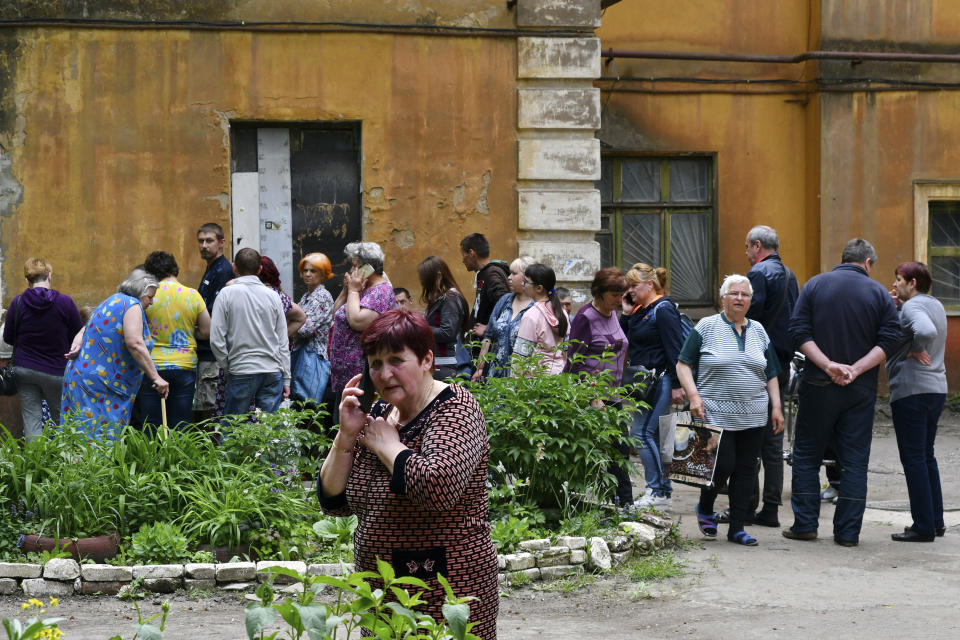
[512, 263, 569, 375]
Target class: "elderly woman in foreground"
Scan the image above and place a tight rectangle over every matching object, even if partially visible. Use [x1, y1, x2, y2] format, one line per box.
[886, 261, 948, 542]
[318, 310, 498, 638]
[62, 268, 170, 439]
[676, 274, 783, 546]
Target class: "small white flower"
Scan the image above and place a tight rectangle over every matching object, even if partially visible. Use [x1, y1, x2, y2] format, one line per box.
[272, 438, 280, 444]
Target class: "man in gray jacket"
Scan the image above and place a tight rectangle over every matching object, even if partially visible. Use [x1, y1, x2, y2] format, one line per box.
[210, 248, 290, 414]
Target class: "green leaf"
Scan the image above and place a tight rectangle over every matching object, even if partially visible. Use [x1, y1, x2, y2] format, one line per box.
[375, 556, 395, 584]
[132, 623, 164, 640]
[244, 604, 276, 638]
[442, 602, 470, 640]
[291, 603, 328, 640]
[436, 573, 456, 600]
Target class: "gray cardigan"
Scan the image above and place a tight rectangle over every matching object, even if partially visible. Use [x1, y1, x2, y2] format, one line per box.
[885, 293, 948, 403]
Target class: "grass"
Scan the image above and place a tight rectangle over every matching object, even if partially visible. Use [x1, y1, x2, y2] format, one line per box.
[531, 573, 597, 594]
[622, 551, 686, 583]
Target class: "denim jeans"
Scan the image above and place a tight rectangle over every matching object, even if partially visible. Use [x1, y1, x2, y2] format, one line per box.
[224, 371, 284, 415]
[891, 393, 946, 537]
[13, 366, 63, 442]
[630, 375, 673, 496]
[790, 382, 876, 542]
[137, 368, 196, 430]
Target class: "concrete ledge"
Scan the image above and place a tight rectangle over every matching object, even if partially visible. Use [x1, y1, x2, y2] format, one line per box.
[0, 562, 42, 579]
[518, 138, 601, 181]
[256, 561, 307, 584]
[81, 564, 132, 582]
[518, 189, 599, 231]
[517, 0, 601, 28]
[517, 239, 601, 281]
[518, 88, 600, 130]
[132, 565, 183, 579]
[216, 562, 257, 583]
[518, 37, 601, 79]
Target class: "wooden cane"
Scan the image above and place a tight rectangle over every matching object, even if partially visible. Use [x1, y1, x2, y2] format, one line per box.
[160, 395, 169, 439]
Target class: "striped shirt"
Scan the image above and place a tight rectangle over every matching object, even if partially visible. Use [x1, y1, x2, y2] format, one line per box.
[678, 313, 780, 431]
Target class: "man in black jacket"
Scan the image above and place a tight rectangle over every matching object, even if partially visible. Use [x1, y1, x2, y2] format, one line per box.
[459, 233, 510, 339]
[784, 238, 901, 547]
[744, 225, 799, 528]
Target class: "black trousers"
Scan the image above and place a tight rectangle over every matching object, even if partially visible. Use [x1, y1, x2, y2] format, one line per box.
[700, 427, 765, 531]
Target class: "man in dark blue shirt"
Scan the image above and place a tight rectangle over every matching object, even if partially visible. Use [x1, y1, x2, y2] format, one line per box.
[784, 238, 901, 546]
[194, 222, 234, 418]
[744, 225, 799, 528]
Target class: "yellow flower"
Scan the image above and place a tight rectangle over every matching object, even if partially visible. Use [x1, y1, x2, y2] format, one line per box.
[28, 598, 44, 608]
[21, 602, 30, 610]
[49, 597, 59, 607]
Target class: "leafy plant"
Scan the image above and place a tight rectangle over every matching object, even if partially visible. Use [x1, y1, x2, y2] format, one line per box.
[106, 600, 170, 640]
[463, 346, 640, 508]
[490, 517, 537, 553]
[1, 598, 63, 640]
[245, 561, 481, 640]
[622, 551, 685, 583]
[128, 522, 190, 565]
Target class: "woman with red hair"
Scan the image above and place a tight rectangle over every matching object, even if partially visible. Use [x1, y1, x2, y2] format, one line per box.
[318, 310, 498, 638]
[291, 253, 334, 403]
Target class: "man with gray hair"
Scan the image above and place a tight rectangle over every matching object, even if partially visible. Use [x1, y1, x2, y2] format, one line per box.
[784, 238, 900, 546]
[744, 225, 799, 528]
[210, 248, 290, 415]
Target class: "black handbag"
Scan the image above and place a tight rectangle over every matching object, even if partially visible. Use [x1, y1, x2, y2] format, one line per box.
[623, 364, 662, 405]
[0, 299, 21, 396]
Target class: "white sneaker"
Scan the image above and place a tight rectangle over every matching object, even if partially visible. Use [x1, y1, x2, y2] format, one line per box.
[633, 492, 672, 511]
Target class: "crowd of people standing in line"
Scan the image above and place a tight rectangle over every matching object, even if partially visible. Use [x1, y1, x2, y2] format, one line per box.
[2, 224, 949, 639]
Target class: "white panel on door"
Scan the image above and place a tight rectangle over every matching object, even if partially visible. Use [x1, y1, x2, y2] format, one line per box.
[231, 172, 260, 256]
[257, 128, 294, 296]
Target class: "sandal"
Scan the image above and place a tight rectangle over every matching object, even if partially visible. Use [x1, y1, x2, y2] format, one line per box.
[695, 504, 717, 538]
[728, 530, 758, 546]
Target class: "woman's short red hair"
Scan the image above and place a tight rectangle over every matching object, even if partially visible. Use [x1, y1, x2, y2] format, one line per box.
[360, 309, 436, 363]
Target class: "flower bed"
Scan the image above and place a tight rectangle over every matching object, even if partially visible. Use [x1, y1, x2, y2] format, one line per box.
[0, 512, 674, 598]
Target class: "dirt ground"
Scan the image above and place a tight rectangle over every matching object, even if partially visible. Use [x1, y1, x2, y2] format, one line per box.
[3, 402, 960, 639]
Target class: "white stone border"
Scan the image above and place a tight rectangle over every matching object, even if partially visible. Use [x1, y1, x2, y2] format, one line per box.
[0, 514, 674, 596]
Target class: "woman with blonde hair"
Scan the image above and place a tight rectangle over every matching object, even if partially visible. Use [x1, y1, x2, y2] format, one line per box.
[291, 252, 335, 403]
[472, 256, 535, 380]
[621, 263, 686, 510]
[3, 258, 83, 441]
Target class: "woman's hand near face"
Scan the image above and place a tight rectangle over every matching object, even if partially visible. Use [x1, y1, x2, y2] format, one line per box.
[344, 268, 365, 293]
[337, 373, 369, 442]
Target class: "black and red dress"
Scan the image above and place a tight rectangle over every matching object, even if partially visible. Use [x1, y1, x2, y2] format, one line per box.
[320, 384, 498, 639]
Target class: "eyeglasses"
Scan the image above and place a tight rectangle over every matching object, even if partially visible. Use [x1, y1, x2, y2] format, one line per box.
[725, 291, 752, 299]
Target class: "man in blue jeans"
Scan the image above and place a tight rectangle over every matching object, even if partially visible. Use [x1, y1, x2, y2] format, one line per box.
[210, 248, 290, 415]
[784, 238, 900, 546]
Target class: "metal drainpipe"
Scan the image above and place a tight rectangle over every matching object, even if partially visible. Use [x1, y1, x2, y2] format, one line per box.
[601, 49, 960, 64]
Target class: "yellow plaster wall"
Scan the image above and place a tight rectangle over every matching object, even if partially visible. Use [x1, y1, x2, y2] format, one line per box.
[2, 29, 517, 306]
[597, 0, 818, 291]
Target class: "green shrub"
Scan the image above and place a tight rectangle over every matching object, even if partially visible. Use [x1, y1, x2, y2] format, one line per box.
[463, 347, 640, 508]
[128, 522, 190, 565]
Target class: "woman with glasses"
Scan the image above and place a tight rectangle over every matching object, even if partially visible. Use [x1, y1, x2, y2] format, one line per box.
[676, 274, 784, 546]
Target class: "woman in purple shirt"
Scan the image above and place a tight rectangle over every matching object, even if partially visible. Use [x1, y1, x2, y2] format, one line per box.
[3, 258, 83, 441]
[565, 267, 633, 507]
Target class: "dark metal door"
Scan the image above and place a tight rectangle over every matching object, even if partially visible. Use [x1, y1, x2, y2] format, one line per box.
[290, 124, 362, 301]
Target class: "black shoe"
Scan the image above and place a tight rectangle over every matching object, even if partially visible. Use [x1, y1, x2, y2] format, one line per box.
[782, 528, 817, 541]
[753, 510, 780, 528]
[892, 529, 935, 542]
[905, 525, 946, 537]
[834, 537, 858, 547]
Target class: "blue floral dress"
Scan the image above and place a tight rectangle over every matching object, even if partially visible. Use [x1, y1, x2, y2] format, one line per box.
[484, 293, 533, 377]
[61, 293, 152, 439]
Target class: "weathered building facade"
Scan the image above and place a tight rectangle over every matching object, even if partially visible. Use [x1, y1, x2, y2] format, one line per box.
[597, 0, 960, 389]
